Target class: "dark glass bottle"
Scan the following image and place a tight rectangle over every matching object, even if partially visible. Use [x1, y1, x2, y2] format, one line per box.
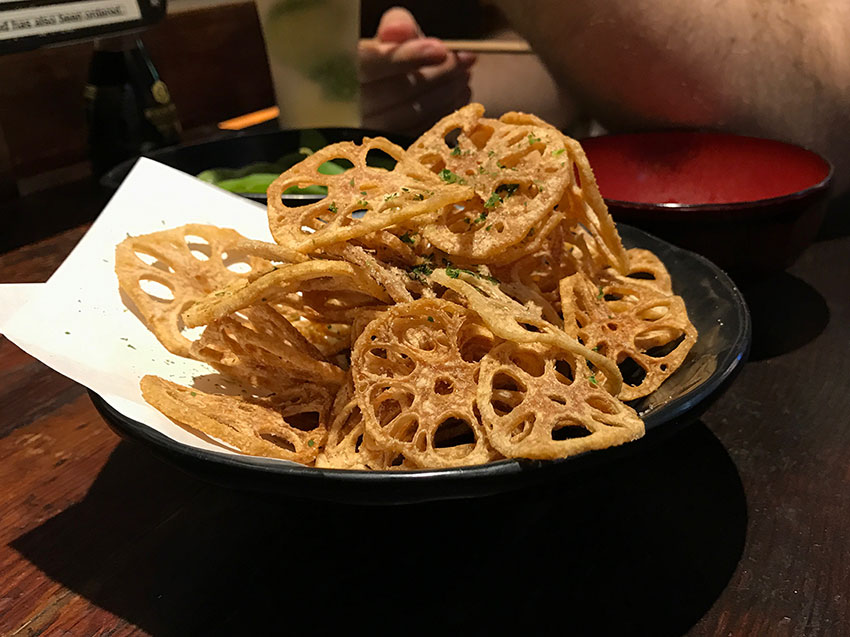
[84, 36, 181, 177]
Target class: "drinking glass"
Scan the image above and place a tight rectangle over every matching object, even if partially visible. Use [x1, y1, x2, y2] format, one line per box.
[255, 0, 361, 128]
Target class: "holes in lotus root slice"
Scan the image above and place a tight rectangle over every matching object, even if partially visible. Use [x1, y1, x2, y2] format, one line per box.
[457, 321, 497, 364]
[551, 422, 592, 440]
[434, 377, 455, 395]
[352, 298, 494, 468]
[433, 416, 477, 454]
[139, 375, 329, 464]
[116, 225, 283, 358]
[405, 103, 572, 262]
[559, 271, 698, 400]
[476, 341, 643, 460]
[138, 277, 175, 302]
[267, 137, 473, 253]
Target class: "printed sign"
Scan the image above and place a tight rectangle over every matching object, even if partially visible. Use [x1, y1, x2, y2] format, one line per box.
[0, 0, 164, 53]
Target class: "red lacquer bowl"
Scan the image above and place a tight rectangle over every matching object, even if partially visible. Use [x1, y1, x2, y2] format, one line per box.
[581, 131, 833, 272]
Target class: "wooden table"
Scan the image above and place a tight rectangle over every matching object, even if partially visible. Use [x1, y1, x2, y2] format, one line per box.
[1, 183, 848, 636]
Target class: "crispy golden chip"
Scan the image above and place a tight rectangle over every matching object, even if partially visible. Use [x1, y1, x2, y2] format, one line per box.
[182, 259, 391, 328]
[477, 342, 644, 459]
[405, 104, 571, 261]
[267, 136, 473, 252]
[191, 303, 346, 391]
[315, 376, 400, 470]
[329, 244, 414, 304]
[291, 319, 352, 359]
[430, 269, 623, 396]
[115, 225, 287, 357]
[493, 225, 571, 325]
[351, 299, 497, 468]
[560, 272, 697, 400]
[556, 135, 629, 273]
[140, 375, 331, 464]
[600, 248, 674, 297]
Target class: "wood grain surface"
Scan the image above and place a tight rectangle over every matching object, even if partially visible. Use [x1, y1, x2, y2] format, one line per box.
[0, 193, 848, 636]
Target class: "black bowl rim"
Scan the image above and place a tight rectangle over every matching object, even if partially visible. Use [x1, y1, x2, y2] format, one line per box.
[91, 225, 751, 486]
[581, 130, 834, 214]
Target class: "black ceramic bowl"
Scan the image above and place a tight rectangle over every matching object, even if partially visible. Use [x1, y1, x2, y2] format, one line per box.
[91, 225, 751, 505]
[101, 128, 414, 205]
[581, 131, 833, 272]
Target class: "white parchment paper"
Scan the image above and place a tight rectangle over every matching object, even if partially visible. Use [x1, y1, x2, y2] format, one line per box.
[0, 159, 283, 457]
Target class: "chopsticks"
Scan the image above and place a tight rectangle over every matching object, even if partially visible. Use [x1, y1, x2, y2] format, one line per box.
[359, 38, 533, 55]
[442, 39, 533, 54]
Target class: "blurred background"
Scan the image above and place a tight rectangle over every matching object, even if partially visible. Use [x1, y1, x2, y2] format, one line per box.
[0, 0, 574, 201]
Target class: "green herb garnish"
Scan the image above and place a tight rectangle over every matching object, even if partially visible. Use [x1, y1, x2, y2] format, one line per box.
[439, 169, 461, 184]
[588, 375, 598, 386]
[484, 193, 501, 209]
[427, 316, 434, 322]
[408, 262, 434, 282]
[552, 148, 566, 156]
[328, 202, 338, 213]
[400, 231, 416, 245]
[451, 145, 462, 156]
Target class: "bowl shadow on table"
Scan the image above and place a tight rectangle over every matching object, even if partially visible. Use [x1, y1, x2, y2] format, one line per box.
[731, 270, 829, 362]
[12, 422, 746, 637]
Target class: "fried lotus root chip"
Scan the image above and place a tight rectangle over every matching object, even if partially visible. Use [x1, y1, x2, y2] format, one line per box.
[598, 248, 674, 299]
[558, 136, 629, 273]
[266, 137, 473, 252]
[315, 376, 398, 470]
[405, 103, 571, 261]
[477, 342, 644, 460]
[140, 375, 331, 464]
[329, 244, 414, 304]
[116, 225, 288, 357]
[191, 303, 346, 390]
[430, 269, 623, 396]
[560, 272, 698, 400]
[493, 225, 571, 325]
[351, 299, 497, 468]
[182, 259, 391, 328]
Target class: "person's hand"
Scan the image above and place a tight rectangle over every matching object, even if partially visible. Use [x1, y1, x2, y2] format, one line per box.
[359, 7, 475, 135]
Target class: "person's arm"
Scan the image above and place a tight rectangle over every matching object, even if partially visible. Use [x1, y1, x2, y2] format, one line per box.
[493, 0, 850, 189]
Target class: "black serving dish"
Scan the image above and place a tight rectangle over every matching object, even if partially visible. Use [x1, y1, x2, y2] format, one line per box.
[91, 225, 751, 505]
[101, 128, 415, 205]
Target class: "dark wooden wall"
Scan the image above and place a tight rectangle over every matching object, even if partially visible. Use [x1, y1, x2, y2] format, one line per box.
[0, 1, 274, 196]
